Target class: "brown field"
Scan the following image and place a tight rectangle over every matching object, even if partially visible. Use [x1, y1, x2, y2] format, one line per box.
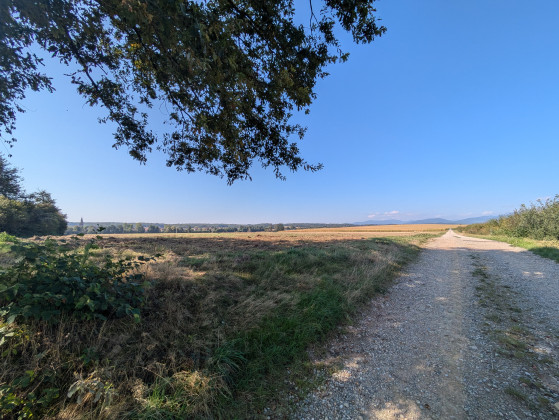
[5, 226, 449, 418]
[73, 224, 460, 245]
[66, 227, 448, 259]
[295, 223, 461, 233]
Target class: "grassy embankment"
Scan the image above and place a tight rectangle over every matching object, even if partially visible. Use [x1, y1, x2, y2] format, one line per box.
[0, 227, 444, 418]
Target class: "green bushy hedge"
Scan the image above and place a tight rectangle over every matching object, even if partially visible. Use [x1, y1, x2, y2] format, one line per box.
[459, 195, 559, 240]
[0, 235, 151, 324]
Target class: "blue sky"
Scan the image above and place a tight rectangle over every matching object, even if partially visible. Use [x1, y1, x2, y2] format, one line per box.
[6, 0, 559, 224]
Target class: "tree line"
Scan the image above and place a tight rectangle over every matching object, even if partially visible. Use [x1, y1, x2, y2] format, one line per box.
[65, 223, 289, 235]
[458, 195, 559, 240]
[0, 155, 67, 237]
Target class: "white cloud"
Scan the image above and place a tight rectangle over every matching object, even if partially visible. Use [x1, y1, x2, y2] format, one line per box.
[481, 211, 494, 215]
[368, 210, 400, 219]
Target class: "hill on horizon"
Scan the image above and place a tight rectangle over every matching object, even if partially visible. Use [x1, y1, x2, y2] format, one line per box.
[67, 216, 495, 228]
[353, 216, 496, 226]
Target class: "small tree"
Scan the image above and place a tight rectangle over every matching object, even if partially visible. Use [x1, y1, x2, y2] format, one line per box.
[0, 196, 27, 236]
[0, 158, 67, 237]
[0, 155, 23, 199]
[147, 225, 160, 233]
[25, 191, 68, 236]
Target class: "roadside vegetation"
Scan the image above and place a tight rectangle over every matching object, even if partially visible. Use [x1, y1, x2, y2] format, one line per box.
[0, 230, 435, 418]
[457, 196, 559, 263]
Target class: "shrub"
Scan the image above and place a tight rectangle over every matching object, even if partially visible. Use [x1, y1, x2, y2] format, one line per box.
[0, 236, 151, 324]
[459, 195, 559, 240]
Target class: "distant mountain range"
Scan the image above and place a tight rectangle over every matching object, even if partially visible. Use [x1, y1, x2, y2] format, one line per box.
[68, 216, 495, 228]
[353, 216, 496, 226]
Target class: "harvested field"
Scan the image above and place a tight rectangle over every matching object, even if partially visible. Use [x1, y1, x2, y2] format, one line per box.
[71, 223, 460, 243]
[296, 223, 462, 233]
[0, 228, 445, 418]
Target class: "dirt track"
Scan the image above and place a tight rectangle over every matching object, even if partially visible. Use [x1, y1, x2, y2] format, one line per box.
[295, 230, 559, 419]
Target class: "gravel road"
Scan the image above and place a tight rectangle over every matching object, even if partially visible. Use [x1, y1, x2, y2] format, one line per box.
[293, 230, 559, 419]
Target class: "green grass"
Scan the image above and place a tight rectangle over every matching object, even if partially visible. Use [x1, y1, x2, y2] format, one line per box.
[504, 387, 529, 402]
[143, 235, 430, 417]
[177, 237, 426, 417]
[0, 233, 434, 419]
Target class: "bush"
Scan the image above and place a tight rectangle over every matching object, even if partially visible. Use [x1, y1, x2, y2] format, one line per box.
[458, 195, 559, 240]
[0, 236, 151, 324]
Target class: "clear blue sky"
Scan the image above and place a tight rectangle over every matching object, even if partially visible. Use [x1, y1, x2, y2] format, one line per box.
[6, 0, 559, 224]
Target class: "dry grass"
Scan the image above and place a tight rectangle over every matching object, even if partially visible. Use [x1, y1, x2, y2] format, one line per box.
[1, 229, 442, 418]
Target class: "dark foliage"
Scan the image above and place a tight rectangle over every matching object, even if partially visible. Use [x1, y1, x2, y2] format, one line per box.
[1, 0, 385, 182]
[0, 235, 150, 324]
[0, 155, 23, 199]
[459, 195, 559, 240]
[0, 155, 67, 236]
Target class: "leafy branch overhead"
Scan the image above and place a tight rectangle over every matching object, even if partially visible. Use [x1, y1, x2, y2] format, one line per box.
[1, 0, 385, 182]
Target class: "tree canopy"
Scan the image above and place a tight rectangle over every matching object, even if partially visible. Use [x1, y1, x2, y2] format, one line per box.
[0, 154, 67, 236]
[0, 154, 23, 199]
[1, 0, 385, 183]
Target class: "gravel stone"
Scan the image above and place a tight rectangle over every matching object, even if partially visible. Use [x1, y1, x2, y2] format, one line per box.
[291, 230, 559, 419]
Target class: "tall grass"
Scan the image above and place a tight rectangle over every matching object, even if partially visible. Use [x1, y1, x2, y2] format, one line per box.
[0, 234, 432, 418]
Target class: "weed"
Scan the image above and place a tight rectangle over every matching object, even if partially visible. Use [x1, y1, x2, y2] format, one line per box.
[496, 333, 528, 351]
[509, 325, 528, 335]
[485, 313, 501, 323]
[471, 252, 559, 416]
[472, 267, 489, 279]
[505, 387, 528, 402]
[539, 356, 554, 365]
[0, 236, 152, 324]
[518, 377, 543, 390]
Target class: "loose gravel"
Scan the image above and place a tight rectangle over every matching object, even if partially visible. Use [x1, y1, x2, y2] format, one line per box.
[292, 230, 559, 419]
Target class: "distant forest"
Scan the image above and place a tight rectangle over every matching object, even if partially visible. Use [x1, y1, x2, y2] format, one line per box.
[65, 221, 353, 235]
